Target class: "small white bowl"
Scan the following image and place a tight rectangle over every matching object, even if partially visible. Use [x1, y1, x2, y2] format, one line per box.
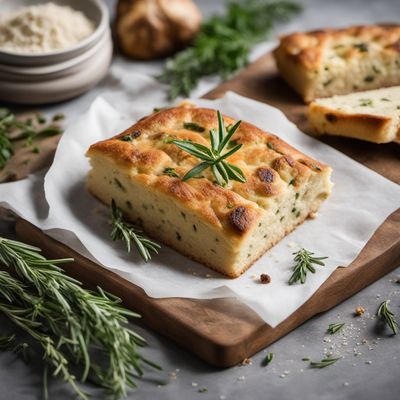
[0, 0, 112, 104]
[0, 0, 109, 66]
[0, 33, 112, 105]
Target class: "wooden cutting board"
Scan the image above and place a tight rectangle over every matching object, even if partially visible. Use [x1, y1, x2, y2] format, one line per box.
[13, 51, 400, 368]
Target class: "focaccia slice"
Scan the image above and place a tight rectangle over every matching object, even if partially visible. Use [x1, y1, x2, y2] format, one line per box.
[86, 106, 332, 278]
[274, 25, 400, 103]
[308, 86, 400, 143]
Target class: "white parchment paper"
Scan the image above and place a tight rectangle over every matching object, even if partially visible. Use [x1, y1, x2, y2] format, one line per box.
[1, 92, 399, 327]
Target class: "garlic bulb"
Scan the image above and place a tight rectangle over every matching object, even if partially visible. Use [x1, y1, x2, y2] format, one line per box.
[116, 0, 202, 60]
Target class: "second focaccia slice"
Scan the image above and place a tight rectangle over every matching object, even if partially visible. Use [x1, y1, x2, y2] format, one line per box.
[274, 25, 400, 103]
[308, 86, 400, 143]
[86, 106, 332, 278]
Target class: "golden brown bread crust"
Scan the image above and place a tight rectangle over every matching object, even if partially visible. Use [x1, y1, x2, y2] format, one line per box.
[87, 106, 329, 240]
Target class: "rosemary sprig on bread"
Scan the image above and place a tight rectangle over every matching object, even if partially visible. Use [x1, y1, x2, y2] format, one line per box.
[171, 110, 246, 186]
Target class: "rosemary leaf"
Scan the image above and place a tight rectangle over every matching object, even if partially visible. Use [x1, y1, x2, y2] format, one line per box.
[0, 334, 16, 351]
[110, 199, 160, 262]
[172, 110, 246, 186]
[377, 300, 398, 335]
[0, 333, 29, 362]
[310, 356, 340, 369]
[327, 322, 345, 335]
[158, 0, 301, 99]
[163, 167, 179, 178]
[288, 248, 328, 285]
[262, 352, 274, 366]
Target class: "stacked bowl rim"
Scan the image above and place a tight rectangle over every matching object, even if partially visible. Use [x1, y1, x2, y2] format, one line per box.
[0, 0, 109, 66]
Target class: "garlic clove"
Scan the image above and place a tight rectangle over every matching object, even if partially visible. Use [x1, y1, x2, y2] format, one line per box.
[116, 0, 202, 60]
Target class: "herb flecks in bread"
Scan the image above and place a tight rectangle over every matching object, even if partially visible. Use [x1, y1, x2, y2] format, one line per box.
[86, 106, 332, 278]
[274, 25, 400, 102]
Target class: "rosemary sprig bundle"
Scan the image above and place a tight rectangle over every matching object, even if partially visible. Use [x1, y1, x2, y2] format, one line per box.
[0, 107, 63, 169]
[158, 0, 301, 99]
[377, 300, 398, 335]
[170, 110, 246, 186]
[288, 248, 328, 285]
[327, 322, 345, 335]
[309, 356, 340, 369]
[0, 237, 160, 399]
[111, 199, 160, 262]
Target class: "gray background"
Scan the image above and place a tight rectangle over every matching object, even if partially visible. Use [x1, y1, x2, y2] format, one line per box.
[1, 0, 399, 399]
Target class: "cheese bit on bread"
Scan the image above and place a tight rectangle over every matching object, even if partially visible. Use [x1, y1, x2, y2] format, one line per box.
[86, 106, 332, 278]
[308, 86, 400, 144]
[274, 25, 400, 103]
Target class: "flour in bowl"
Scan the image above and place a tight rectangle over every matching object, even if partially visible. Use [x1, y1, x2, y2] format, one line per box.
[0, 2, 95, 54]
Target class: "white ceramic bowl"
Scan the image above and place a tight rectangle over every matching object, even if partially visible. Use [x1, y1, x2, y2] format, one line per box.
[0, 0, 112, 104]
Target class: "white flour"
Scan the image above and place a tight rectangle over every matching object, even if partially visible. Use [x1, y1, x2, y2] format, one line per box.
[0, 2, 95, 54]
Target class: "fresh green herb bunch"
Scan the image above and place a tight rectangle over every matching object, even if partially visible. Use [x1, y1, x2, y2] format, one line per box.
[111, 199, 160, 262]
[158, 0, 301, 99]
[288, 248, 328, 285]
[0, 237, 160, 399]
[170, 110, 246, 186]
[0, 107, 63, 169]
[377, 300, 398, 335]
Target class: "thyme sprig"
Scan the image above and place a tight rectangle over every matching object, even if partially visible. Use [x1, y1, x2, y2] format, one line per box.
[111, 199, 160, 262]
[288, 248, 328, 285]
[0, 237, 160, 399]
[171, 110, 246, 186]
[377, 300, 398, 335]
[158, 0, 301, 99]
[310, 356, 340, 369]
[0, 107, 63, 169]
[327, 323, 345, 335]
